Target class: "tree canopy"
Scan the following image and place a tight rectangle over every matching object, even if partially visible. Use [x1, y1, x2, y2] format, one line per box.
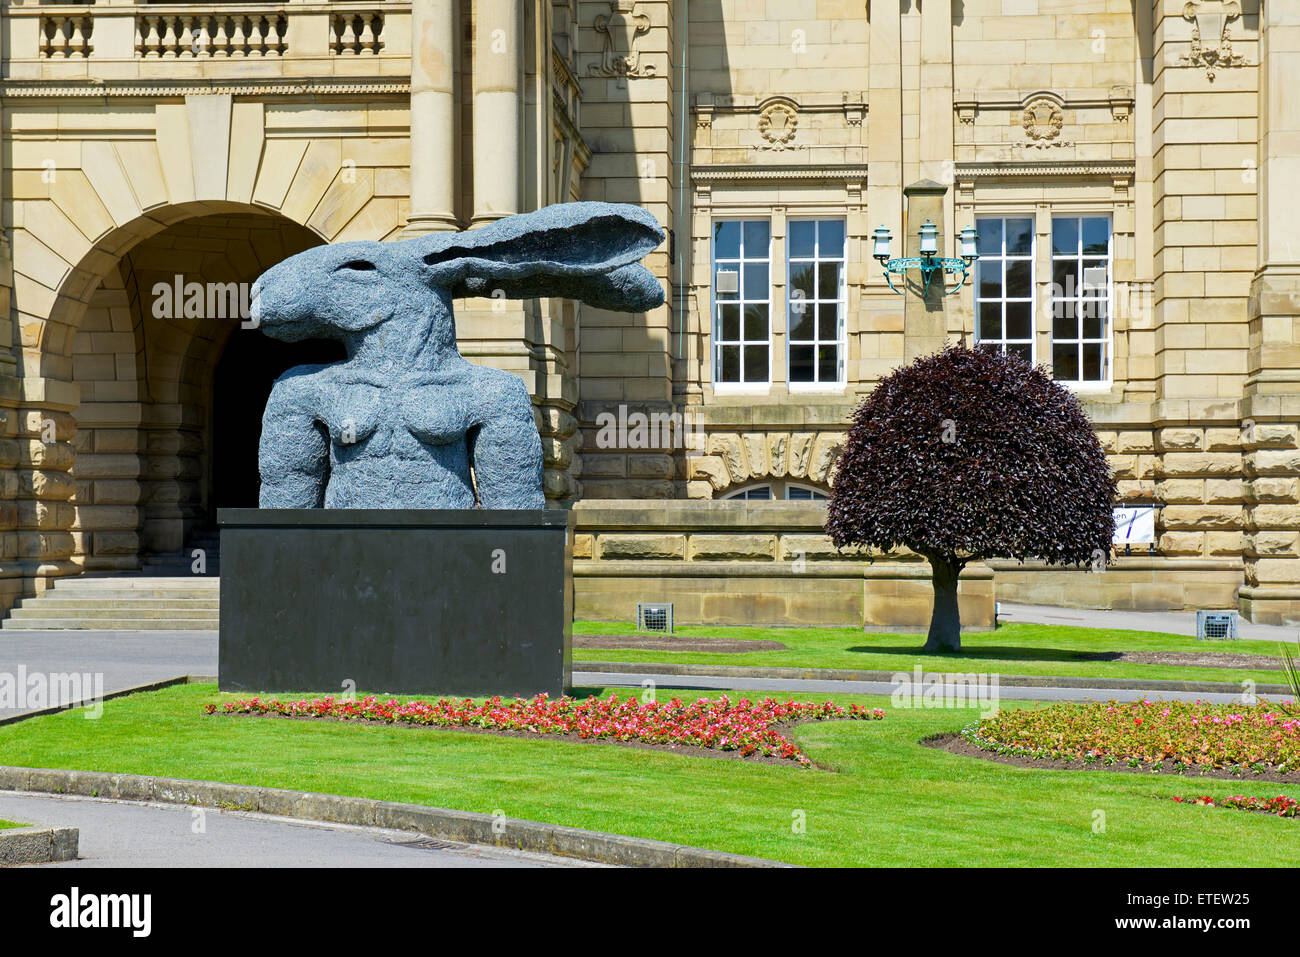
[826, 344, 1117, 650]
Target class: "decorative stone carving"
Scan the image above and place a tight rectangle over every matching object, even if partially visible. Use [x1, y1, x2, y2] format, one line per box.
[1180, 0, 1247, 80]
[590, 1, 654, 79]
[1020, 95, 1071, 150]
[757, 99, 799, 151]
[681, 430, 844, 497]
[768, 433, 788, 478]
[842, 93, 865, 127]
[1109, 85, 1134, 123]
[252, 202, 665, 509]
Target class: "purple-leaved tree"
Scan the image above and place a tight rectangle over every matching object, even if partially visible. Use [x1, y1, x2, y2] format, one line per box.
[825, 344, 1117, 652]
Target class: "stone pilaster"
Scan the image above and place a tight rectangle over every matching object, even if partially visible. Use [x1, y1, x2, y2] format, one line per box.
[860, 0, 905, 385]
[1240, 0, 1300, 624]
[901, 179, 949, 364]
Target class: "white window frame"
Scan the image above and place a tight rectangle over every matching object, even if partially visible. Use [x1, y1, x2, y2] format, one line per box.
[711, 218, 772, 390]
[722, 481, 829, 501]
[722, 484, 773, 500]
[785, 483, 829, 501]
[973, 214, 1036, 366]
[786, 217, 847, 390]
[1049, 213, 1113, 390]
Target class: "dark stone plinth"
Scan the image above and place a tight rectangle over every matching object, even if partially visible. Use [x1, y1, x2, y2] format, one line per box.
[217, 508, 572, 697]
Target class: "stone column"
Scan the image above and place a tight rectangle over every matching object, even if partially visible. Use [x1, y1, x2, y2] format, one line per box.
[471, 0, 520, 227]
[1241, 0, 1300, 625]
[902, 180, 949, 364]
[405, 0, 460, 235]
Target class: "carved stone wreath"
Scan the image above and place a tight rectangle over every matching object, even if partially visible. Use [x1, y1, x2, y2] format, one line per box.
[1021, 97, 1067, 150]
[757, 102, 798, 151]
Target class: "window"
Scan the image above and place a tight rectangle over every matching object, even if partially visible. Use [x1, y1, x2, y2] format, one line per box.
[1050, 215, 1111, 383]
[712, 220, 771, 385]
[973, 216, 1034, 365]
[786, 484, 828, 501]
[723, 485, 773, 500]
[787, 219, 846, 386]
[722, 482, 829, 501]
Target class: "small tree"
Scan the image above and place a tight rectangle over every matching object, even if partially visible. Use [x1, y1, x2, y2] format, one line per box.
[826, 344, 1116, 652]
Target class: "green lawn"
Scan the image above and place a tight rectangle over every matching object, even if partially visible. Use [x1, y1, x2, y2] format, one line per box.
[1, 683, 1299, 866]
[575, 620, 1291, 687]
[0, 819, 23, 830]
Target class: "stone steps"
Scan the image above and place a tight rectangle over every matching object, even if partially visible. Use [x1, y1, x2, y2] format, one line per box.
[9, 605, 220, 619]
[10, 598, 221, 610]
[0, 618, 217, 631]
[1, 574, 220, 631]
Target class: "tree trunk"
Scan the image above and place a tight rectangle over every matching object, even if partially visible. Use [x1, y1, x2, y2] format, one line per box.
[922, 555, 963, 652]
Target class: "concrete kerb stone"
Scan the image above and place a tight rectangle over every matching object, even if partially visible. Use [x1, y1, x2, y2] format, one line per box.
[0, 825, 78, 865]
[0, 766, 790, 868]
[577, 661, 1292, 696]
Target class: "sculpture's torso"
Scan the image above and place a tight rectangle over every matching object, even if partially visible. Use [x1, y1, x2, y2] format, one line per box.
[277, 363, 487, 509]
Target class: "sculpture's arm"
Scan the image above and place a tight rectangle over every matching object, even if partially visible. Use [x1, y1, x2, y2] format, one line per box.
[259, 372, 329, 508]
[467, 369, 545, 509]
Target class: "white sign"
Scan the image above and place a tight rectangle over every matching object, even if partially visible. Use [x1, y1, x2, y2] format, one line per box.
[1113, 505, 1157, 545]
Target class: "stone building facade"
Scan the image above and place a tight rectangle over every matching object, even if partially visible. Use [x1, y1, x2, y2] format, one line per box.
[0, 0, 1296, 626]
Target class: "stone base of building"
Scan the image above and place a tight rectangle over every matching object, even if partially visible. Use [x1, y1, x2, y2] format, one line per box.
[575, 559, 995, 630]
[1238, 587, 1300, 628]
[988, 558, 1243, 613]
[571, 500, 1000, 629]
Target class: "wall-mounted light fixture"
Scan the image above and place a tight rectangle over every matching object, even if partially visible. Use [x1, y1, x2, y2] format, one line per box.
[872, 221, 979, 296]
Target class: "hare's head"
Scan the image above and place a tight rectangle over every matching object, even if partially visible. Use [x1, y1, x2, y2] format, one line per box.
[251, 202, 665, 350]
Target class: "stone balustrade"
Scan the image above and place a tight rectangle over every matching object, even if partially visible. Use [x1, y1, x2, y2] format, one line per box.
[136, 10, 289, 59]
[39, 11, 94, 59]
[7, 2, 406, 68]
[330, 11, 385, 56]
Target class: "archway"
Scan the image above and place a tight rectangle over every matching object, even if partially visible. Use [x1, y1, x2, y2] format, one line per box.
[67, 209, 334, 570]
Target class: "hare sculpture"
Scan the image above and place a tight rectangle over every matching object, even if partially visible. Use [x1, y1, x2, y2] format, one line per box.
[250, 202, 665, 509]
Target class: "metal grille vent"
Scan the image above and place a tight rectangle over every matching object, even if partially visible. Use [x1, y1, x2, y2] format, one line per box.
[387, 837, 468, 851]
[1196, 610, 1239, 641]
[637, 602, 673, 633]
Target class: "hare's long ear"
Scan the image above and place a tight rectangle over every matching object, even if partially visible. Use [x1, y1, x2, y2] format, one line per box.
[415, 202, 666, 312]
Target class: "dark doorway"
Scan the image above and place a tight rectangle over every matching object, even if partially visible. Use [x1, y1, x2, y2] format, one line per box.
[210, 330, 346, 517]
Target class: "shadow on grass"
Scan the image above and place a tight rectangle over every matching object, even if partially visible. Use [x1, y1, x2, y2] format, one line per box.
[846, 643, 1123, 664]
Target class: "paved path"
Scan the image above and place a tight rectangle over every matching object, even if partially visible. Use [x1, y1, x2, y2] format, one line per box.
[574, 670, 1264, 705]
[998, 602, 1300, 643]
[0, 608, 1288, 721]
[0, 792, 593, 868]
[0, 631, 216, 720]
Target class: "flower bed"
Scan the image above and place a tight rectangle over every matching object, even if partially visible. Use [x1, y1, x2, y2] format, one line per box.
[206, 693, 885, 766]
[963, 698, 1300, 775]
[1170, 794, 1300, 817]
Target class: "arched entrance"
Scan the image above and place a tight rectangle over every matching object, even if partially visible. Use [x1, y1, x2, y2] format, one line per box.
[67, 209, 339, 570]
